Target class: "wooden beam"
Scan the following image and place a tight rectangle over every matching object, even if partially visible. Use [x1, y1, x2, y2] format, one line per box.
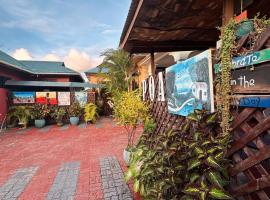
[120, 0, 144, 49]
[150, 52, 155, 75]
[222, 0, 234, 25]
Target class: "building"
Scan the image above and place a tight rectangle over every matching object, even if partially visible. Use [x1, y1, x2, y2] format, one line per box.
[84, 66, 108, 84]
[0, 50, 95, 123]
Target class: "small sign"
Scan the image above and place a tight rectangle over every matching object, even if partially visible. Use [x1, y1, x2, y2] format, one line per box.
[36, 92, 57, 105]
[231, 64, 270, 93]
[232, 95, 270, 108]
[58, 92, 70, 106]
[13, 92, 35, 104]
[215, 48, 270, 73]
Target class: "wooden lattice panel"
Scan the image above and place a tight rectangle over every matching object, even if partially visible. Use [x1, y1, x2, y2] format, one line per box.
[229, 107, 270, 200]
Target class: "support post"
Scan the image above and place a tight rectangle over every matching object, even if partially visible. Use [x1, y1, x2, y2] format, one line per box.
[150, 52, 155, 75]
[222, 0, 234, 25]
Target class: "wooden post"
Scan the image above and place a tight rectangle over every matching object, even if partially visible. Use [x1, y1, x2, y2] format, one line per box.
[222, 0, 234, 25]
[150, 52, 155, 75]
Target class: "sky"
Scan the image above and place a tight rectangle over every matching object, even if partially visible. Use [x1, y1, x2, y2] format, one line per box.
[0, 0, 131, 72]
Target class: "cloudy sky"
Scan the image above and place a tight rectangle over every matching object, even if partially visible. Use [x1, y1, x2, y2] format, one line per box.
[0, 0, 131, 72]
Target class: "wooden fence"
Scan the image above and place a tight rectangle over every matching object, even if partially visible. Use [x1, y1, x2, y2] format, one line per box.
[144, 72, 270, 199]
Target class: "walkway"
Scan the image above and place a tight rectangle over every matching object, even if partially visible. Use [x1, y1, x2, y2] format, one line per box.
[0, 118, 141, 200]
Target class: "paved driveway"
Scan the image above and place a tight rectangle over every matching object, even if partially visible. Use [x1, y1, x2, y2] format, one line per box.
[0, 118, 141, 200]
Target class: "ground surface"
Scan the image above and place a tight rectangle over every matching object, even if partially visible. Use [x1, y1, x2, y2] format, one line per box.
[0, 117, 141, 200]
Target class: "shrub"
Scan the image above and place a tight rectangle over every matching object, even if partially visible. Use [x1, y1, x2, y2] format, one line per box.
[68, 102, 83, 117]
[7, 106, 33, 128]
[31, 104, 50, 120]
[84, 103, 98, 123]
[113, 90, 149, 149]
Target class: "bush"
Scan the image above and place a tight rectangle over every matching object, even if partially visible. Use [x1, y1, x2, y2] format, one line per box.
[31, 104, 50, 120]
[84, 103, 98, 123]
[68, 102, 82, 117]
[7, 106, 33, 128]
[113, 90, 149, 149]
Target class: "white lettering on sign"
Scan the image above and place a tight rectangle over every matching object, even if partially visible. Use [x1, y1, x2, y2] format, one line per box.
[142, 80, 147, 101]
[157, 72, 165, 101]
[231, 75, 255, 88]
[149, 76, 155, 101]
[232, 54, 259, 68]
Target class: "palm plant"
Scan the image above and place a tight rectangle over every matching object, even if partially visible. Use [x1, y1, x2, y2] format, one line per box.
[99, 49, 133, 95]
[7, 106, 33, 128]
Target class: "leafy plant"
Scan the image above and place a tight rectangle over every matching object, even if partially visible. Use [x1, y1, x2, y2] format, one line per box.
[7, 106, 33, 128]
[68, 102, 82, 117]
[50, 107, 66, 126]
[126, 110, 233, 200]
[31, 104, 50, 120]
[84, 103, 98, 123]
[113, 90, 149, 149]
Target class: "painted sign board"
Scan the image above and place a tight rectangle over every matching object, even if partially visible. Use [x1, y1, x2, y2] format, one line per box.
[36, 92, 57, 105]
[215, 48, 270, 73]
[13, 92, 35, 104]
[231, 64, 270, 93]
[58, 92, 70, 106]
[165, 49, 214, 117]
[75, 92, 88, 106]
[232, 95, 270, 108]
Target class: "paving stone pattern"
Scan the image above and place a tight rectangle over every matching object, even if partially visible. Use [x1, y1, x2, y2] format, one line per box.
[39, 125, 53, 133]
[0, 166, 38, 200]
[46, 161, 80, 200]
[100, 156, 133, 200]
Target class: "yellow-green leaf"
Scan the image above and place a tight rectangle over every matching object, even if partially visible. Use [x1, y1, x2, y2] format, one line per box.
[209, 187, 233, 199]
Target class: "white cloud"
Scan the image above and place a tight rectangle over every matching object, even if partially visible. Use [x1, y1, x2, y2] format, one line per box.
[43, 53, 61, 61]
[64, 49, 102, 72]
[102, 29, 120, 34]
[12, 48, 33, 60]
[11, 48, 102, 72]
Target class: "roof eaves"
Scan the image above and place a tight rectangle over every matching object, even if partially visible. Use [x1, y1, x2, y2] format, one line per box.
[0, 60, 34, 74]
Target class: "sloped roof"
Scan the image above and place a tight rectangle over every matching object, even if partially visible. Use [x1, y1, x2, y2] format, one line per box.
[20, 60, 79, 75]
[85, 66, 109, 74]
[0, 50, 80, 76]
[0, 50, 32, 73]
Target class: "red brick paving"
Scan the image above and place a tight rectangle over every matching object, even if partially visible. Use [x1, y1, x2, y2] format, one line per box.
[0, 118, 141, 200]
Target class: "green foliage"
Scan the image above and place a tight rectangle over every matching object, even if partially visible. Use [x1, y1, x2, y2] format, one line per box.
[217, 19, 236, 135]
[50, 107, 66, 125]
[84, 103, 98, 123]
[99, 49, 133, 95]
[7, 106, 33, 128]
[31, 104, 50, 120]
[68, 102, 83, 117]
[113, 90, 149, 148]
[126, 110, 233, 200]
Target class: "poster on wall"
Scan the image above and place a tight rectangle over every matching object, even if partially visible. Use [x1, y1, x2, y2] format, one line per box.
[75, 91, 88, 106]
[36, 92, 57, 105]
[165, 49, 214, 116]
[13, 92, 35, 104]
[58, 92, 70, 106]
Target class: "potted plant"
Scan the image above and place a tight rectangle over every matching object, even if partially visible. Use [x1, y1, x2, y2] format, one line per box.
[68, 102, 82, 125]
[84, 103, 98, 124]
[7, 106, 33, 128]
[113, 91, 149, 165]
[32, 104, 50, 128]
[50, 107, 66, 126]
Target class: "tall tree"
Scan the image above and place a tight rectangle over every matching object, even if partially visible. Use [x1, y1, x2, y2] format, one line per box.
[99, 49, 133, 95]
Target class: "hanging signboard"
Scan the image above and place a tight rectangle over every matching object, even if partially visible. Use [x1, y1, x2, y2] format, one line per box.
[231, 64, 270, 93]
[165, 49, 214, 117]
[58, 92, 70, 106]
[13, 92, 35, 104]
[36, 92, 57, 105]
[214, 48, 270, 73]
[232, 95, 270, 108]
[75, 91, 88, 106]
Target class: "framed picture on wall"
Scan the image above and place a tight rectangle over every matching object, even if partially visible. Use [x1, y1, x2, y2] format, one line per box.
[13, 92, 35, 104]
[165, 49, 214, 117]
[36, 92, 57, 105]
[58, 92, 70, 106]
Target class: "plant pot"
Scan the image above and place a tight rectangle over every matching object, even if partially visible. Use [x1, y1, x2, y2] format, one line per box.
[70, 117, 79, 125]
[236, 20, 254, 40]
[35, 119, 45, 128]
[123, 148, 131, 166]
